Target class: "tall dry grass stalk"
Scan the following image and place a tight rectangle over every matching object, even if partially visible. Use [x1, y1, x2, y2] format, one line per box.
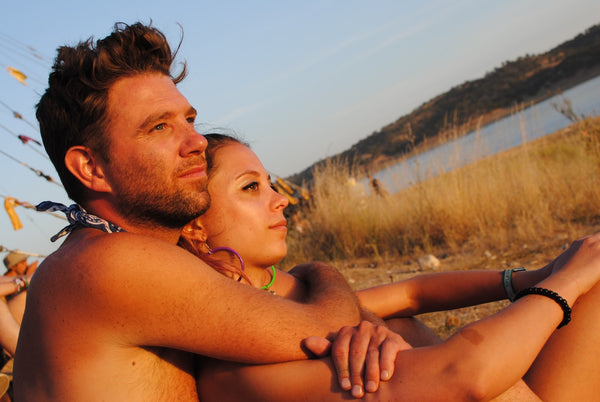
[282, 116, 600, 267]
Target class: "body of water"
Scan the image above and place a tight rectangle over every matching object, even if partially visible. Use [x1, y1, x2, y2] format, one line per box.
[368, 75, 600, 194]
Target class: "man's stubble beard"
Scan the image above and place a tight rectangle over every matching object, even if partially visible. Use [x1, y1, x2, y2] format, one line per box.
[110, 160, 211, 229]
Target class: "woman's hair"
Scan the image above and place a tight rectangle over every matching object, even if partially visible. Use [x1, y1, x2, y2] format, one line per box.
[178, 233, 252, 285]
[204, 133, 249, 173]
[178, 132, 252, 284]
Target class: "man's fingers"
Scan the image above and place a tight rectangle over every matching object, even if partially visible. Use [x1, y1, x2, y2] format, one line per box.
[364, 338, 381, 393]
[379, 332, 412, 382]
[331, 326, 354, 391]
[348, 321, 379, 398]
[330, 321, 413, 398]
[302, 336, 331, 358]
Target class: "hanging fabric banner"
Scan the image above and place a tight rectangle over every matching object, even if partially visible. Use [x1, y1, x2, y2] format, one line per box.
[4, 197, 23, 231]
[6, 67, 28, 86]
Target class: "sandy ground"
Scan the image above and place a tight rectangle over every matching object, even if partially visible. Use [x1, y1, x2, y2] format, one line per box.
[334, 225, 599, 339]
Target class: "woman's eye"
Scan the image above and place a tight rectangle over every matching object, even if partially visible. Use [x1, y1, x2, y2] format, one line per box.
[243, 182, 259, 191]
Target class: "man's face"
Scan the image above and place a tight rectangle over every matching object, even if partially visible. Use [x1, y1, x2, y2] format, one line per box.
[101, 73, 210, 228]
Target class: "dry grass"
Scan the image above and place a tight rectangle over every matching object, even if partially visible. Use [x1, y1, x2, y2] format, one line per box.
[283, 115, 600, 268]
[280, 115, 600, 337]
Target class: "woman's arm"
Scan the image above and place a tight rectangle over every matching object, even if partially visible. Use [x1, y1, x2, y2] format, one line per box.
[357, 267, 548, 318]
[197, 348, 541, 402]
[196, 234, 600, 400]
[197, 271, 587, 401]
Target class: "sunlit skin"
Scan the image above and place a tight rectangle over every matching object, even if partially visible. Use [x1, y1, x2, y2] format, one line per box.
[195, 142, 291, 288]
[96, 73, 210, 232]
[13, 73, 218, 400]
[15, 69, 369, 402]
[191, 139, 600, 401]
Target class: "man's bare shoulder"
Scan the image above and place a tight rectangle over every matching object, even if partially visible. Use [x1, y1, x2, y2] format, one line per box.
[55, 228, 184, 258]
[40, 228, 206, 278]
[30, 228, 215, 315]
[16, 228, 202, 401]
[26, 228, 228, 345]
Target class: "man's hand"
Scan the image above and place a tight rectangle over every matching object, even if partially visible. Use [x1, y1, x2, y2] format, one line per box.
[304, 321, 411, 398]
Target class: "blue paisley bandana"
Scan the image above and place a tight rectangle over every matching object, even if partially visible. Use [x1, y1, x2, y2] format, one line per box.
[36, 201, 126, 242]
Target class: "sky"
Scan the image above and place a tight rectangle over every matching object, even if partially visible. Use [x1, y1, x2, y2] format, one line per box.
[1, 0, 599, 260]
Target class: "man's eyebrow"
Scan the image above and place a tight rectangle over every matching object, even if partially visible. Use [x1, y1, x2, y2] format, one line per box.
[137, 111, 172, 132]
[137, 106, 197, 131]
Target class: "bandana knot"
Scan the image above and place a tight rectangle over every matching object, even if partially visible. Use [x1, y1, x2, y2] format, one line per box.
[36, 201, 126, 242]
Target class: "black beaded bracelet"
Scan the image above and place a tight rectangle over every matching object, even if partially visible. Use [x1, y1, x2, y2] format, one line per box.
[514, 287, 572, 329]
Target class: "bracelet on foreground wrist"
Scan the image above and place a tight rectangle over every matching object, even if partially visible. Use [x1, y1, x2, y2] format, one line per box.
[514, 287, 572, 329]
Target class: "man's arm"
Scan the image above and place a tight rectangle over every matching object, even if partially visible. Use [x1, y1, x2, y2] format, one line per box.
[49, 232, 361, 364]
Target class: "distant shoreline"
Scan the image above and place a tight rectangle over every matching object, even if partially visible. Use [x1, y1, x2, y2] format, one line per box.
[288, 24, 600, 185]
[376, 67, 600, 172]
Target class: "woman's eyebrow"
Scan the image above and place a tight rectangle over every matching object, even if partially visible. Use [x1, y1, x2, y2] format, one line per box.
[234, 170, 262, 180]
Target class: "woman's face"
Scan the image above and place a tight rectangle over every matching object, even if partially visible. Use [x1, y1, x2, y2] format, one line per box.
[198, 142, 289, 268]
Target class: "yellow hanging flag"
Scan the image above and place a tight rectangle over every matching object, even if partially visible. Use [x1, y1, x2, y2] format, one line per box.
[4, 197, 23, 231]
[7, 67, 27, 86]
[276, 178, 294, 195]
[273, 182, 299, 205]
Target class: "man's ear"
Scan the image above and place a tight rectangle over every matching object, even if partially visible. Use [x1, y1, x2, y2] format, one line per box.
[64, 146, 112, 193]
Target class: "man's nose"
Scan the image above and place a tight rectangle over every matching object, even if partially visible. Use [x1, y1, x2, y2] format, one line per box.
[180, 126, 207, 156]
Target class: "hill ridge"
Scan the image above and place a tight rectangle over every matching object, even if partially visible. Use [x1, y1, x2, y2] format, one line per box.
[289, 23, 600, 185]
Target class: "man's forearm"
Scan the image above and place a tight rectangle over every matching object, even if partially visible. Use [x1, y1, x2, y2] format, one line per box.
[289, 262, 361, 329]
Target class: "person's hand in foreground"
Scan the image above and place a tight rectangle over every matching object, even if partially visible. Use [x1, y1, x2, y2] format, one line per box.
[304, 320, 411, 398]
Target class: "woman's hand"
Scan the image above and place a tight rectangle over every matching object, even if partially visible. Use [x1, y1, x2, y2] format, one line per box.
[543, 233, 600, 297]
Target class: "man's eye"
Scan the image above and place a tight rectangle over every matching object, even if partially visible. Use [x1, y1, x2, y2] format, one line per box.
[187, 116, 196, 124]
[153, 123, 166, 131]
